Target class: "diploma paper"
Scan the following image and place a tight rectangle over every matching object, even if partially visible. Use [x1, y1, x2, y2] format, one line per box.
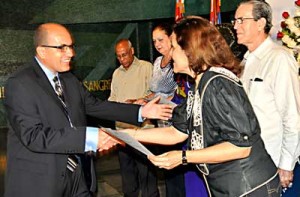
[158, 97, 177, 107]
[144, 96, 177, 107]
[101, 127, 153, 156]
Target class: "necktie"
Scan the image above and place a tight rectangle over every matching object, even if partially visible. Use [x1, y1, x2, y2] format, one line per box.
[53, 76, 65, 103]
[53, 76, 72, 124]
[53, 76, 78, 172]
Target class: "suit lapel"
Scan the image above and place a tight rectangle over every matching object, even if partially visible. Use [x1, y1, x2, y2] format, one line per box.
[58, 73, 77, 127]
[32, 60, 67, 113]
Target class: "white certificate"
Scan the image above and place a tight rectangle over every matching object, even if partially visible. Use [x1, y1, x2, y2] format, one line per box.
[144, 96, 177, 107]
[158, 96, 177, 107]
[101, 127, 153, 156]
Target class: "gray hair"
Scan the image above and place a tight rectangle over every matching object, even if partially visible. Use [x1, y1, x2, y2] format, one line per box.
[239, 0, 273, 33]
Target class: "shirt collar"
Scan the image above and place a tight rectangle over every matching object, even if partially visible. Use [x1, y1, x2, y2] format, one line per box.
[244, 36, 273, 61]
[119, 56, 138, 71]
[35, 56, 58, 88]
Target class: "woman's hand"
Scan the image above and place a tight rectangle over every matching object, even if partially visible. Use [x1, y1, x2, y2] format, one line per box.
[148, 150, 182, 170]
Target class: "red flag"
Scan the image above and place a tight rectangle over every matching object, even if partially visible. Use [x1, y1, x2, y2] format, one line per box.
[175, 0, 185, 22]
[210, 0, 221, 24]
[210, 0, 216, 24]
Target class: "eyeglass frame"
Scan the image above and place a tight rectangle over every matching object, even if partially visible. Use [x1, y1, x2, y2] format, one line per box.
[41, 44, 75, 52]
[231, 17, 256, 25]
[116, 48, 133, 59]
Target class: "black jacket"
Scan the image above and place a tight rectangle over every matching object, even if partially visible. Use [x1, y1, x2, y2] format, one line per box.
[4, 59, 141, 197]
[173, 69, 277, 197]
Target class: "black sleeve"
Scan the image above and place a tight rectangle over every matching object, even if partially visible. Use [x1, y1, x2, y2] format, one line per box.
[202, 77, 260, 147]
[171, 101, 189, 134]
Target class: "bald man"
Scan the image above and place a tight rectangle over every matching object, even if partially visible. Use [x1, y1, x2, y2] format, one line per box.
[109, 39, 159, 197]
[4, 23, 172, 197]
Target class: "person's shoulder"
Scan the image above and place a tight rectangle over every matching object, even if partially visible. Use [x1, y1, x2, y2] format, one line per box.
[112, 66, 123, 75]
[200, 67, 242, 92]
[266, 39, 293, 58]
[139, 59, 153, 65]
[138, 59, 153, 68]
[110, 68, 120, 79]
[9, 60, 35, 80]
[204, 67, 240, 83]
[154, 56, 163, 64]
[152, 57, 162, 69]
[5, 61, 38, 90]
[265, 42, 298, 69]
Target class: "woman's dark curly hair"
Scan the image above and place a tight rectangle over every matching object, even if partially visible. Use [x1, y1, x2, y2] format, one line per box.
[173, 16, 241, 76]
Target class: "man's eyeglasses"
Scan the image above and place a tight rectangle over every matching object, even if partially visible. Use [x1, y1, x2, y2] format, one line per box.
[116, 51, 130, 59]
[231, 17, 255, 25]
[41, 44, 75, 52]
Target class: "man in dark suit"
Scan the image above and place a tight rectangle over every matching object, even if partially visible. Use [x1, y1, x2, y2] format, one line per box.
[3, 23, 172, 197]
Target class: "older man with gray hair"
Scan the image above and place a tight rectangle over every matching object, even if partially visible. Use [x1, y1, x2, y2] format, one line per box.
[234, 1, 300, 196]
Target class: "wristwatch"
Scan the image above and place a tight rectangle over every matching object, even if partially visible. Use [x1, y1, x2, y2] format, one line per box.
[182, 150, 188, 165]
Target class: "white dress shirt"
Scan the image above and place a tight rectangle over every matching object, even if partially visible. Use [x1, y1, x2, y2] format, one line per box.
[241, 37, 300, 171]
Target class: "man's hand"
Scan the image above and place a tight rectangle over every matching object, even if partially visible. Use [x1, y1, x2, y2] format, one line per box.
[124, 99, 137, 104]
[278, 168, 294, 188]
[141, 96, 173, 120]
[97, 128, 124, 152]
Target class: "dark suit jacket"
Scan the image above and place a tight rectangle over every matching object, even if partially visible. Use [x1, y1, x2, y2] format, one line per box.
[4, 59, 141, 197]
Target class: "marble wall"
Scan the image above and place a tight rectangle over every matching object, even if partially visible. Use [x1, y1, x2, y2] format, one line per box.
[0, 0, 242, 127]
